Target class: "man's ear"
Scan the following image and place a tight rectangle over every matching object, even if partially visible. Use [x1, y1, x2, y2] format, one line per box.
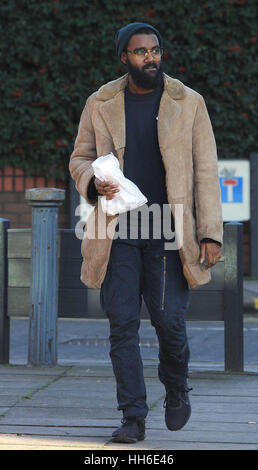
[120, 51, 127, 65]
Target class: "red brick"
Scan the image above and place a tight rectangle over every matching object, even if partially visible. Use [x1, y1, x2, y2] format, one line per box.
[58, 211, 69, 228]
[1, 211, 31, 228]
[14, 177, 25, 192]
[16, 204, 31, 214]
[47, 178, 56, 188]
[16, 213, 32, 227]
[36, 176, 46, 187]
[3, 177, 13, 191]
[56, 180, 66, 189]
[0, 192, 19, 203]
[17, 193, 27, 202]
[4, 203, 23, 213]
[14, 168, 25, 176]
[4, 167, 14, 176]
[25, 177, 36, 189]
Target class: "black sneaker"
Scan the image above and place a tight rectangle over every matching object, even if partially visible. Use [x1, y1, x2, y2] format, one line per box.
[111, 416, 145, 443]
[163, 387, 192, 431]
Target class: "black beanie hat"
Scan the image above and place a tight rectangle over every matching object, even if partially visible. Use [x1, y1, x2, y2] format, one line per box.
[115, 22, 162, 58]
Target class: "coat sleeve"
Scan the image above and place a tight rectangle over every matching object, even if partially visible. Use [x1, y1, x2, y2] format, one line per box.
[192, 94, 223, 245]
[69, 92, 98, 205]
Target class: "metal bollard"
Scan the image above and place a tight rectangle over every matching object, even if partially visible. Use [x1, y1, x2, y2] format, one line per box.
[25, 188, 65, 366]
[0, 218, 10, 364]
[224, 222, 244, 372]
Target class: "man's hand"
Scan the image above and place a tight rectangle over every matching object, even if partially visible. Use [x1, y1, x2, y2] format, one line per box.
[94, 178, 120, 200]
[199, 242, 222, 270]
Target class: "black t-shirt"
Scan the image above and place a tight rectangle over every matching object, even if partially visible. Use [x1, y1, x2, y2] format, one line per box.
[123, 83, 168, 207]
[122, 83, 174, 236]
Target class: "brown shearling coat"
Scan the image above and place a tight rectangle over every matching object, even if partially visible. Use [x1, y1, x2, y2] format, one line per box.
[69, 73, 223, 290]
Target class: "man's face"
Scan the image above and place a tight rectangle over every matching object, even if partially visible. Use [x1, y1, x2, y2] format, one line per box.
[121, 33, 163, 90]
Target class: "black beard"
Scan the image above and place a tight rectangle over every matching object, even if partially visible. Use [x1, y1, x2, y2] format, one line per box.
[126, 60, 163, 90]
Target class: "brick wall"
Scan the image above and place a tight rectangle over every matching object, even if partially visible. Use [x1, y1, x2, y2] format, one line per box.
[0, 167, 70, 228]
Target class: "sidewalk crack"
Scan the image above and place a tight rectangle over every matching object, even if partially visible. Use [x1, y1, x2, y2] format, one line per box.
[21, 366, 73, 401]
[0, 366, 73, 420]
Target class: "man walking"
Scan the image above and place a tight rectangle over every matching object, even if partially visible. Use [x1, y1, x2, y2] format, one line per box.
[69, 22, 223, 443]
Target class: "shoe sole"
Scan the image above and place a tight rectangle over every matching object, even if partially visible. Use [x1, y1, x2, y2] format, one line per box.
[111, 433, 145, 444]
[165, 406, 191, 431]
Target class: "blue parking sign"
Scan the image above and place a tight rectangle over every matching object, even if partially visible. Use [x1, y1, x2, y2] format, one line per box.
[218, 160, 250, 221]
[220, 177, 243, 203]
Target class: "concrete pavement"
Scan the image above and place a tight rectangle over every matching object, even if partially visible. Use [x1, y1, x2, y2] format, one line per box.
[0, 363, 257, 450]
[0, 314, 258, 451]
[1, 278, 258, 450]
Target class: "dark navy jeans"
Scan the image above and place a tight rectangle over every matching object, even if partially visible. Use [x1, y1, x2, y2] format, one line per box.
[100, 220, 190, 419]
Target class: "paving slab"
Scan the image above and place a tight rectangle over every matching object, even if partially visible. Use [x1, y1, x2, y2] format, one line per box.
[0, 406, 122, 424]
[0, 364, 258, 450]
[0, 425, 115, 437]
[105, 441, 258, 450]
[0, 408, 11, 416]
[0, 421, 257, 437]
[0, 396, 22, 407]
[0, 434, 107, 450]
[64, 365, 159, 378]
[0, 365, 69, 375]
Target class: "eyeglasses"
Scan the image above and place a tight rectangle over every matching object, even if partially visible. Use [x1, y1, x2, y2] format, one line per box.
[126, 46, 163, 58]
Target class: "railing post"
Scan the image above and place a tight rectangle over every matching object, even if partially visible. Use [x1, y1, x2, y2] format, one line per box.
[25, 188, 65, 366]
[224, 222, 244, 372]
[250, 152, 258, 276]
[0, 218, 10, 364]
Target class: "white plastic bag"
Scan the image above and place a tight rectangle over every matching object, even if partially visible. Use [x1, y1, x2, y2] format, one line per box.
[92, 153, 148, 215]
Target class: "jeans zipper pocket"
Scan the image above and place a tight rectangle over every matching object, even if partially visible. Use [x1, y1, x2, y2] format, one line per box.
[161, 255, 166, 310]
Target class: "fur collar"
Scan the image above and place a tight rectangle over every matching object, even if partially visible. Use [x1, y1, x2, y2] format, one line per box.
[96, 73, 186, 102]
